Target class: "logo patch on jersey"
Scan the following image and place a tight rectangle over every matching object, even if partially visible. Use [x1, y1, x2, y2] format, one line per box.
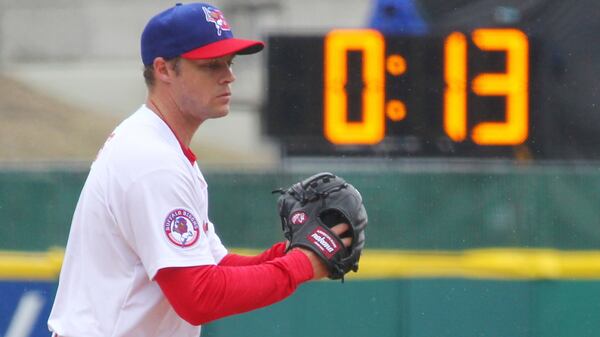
[290, 211, 308, 225]
[202, 6, 231, 36]
[164, 209, 200, 248]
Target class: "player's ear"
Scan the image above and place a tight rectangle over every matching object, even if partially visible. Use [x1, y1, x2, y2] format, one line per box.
[153, 57, 172, 84]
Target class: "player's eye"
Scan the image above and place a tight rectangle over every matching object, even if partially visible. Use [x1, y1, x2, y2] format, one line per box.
[206, 60, 221, 69]
[199, 60, 232, 70]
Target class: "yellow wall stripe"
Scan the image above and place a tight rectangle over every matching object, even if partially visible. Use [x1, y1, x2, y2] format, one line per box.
[3, 248, 600, 281]
[0, 248, 64, 280]
[348, 248, 600, 280]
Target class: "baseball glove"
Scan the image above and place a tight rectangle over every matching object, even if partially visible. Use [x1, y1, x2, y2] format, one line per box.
[274, 172, 367, 280]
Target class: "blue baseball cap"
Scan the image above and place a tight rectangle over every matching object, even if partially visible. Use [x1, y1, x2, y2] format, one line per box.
[141, 3, 264, 66]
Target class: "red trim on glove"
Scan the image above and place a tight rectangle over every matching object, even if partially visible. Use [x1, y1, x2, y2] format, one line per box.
[218, 242, 287, 266]
[154, 249, 312, 325]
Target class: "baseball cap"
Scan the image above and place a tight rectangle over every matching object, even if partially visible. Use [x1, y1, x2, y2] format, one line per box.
[141, 2, 264, 66]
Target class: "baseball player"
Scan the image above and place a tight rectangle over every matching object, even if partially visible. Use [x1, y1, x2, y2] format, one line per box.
[47, 3, 351, 337]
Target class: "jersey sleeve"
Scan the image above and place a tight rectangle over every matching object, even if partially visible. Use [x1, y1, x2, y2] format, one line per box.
[118, 168, 216, 279]
[205, 220, 228, 264]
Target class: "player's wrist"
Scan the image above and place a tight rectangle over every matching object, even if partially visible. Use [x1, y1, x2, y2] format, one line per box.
[291, 248, 327, 280]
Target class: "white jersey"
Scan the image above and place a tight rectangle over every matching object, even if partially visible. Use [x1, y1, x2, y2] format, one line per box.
[48, 105, 228, 337]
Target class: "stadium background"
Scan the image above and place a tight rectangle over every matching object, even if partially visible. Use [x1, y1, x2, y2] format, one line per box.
[1, 0, 599, 336]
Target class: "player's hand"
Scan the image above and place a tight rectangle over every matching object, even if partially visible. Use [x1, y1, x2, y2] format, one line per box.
[295, 223, 352, 280]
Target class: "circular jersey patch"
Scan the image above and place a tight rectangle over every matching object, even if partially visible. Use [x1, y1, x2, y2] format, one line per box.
[164, 209, 200, 248]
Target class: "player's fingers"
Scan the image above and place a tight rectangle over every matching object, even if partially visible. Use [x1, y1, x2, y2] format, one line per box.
[341, 237, 352, 247]
[330, 222, 350, 236]
[331, 223, 352, 247]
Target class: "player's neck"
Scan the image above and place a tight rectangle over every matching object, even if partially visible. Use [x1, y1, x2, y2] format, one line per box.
[146, 95, 199, 147]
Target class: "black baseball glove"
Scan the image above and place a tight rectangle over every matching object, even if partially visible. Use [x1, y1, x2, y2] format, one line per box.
[274, 172, 368, 280]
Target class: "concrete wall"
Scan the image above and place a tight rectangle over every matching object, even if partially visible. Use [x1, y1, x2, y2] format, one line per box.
[0, 0, 371, 63]
[0, 1, 373, 167]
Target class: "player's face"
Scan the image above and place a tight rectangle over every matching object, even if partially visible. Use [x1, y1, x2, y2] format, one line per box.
[171, 55, 236, 122]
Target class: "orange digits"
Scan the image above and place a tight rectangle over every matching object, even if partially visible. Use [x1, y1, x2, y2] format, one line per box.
[324, 29, 385, 145]
[444, 28, 529, 145]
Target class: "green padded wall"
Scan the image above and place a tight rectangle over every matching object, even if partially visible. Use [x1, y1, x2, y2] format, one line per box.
[3, 166, 599, 251]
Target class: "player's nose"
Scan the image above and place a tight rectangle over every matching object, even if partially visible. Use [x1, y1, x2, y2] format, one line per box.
[223, 66, 236, 84]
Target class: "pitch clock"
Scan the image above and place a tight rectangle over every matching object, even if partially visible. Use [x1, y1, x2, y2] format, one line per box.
[264, 28, 545, 159]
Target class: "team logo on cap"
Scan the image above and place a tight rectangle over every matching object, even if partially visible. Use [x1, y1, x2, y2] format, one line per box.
[202, 6, 231, 36]
[164, 209, 200, 248]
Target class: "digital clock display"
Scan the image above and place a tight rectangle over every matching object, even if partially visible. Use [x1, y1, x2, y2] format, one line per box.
[264, 28, 545, 159]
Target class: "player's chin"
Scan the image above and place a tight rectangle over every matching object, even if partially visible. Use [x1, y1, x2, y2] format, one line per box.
[212, 106, 230, 119]
[214, 98, 231, 116]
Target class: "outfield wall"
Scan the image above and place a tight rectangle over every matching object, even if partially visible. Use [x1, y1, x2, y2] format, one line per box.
[1, 165, 600, 336]
[2, 165, 600, 251]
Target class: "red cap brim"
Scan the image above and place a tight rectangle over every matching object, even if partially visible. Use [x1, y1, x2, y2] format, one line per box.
[181, 38, 264, 60]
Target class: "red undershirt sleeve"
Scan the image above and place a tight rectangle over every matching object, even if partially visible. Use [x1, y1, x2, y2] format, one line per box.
[154, 249, 313, 326]
[218, 241, 287, 266]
